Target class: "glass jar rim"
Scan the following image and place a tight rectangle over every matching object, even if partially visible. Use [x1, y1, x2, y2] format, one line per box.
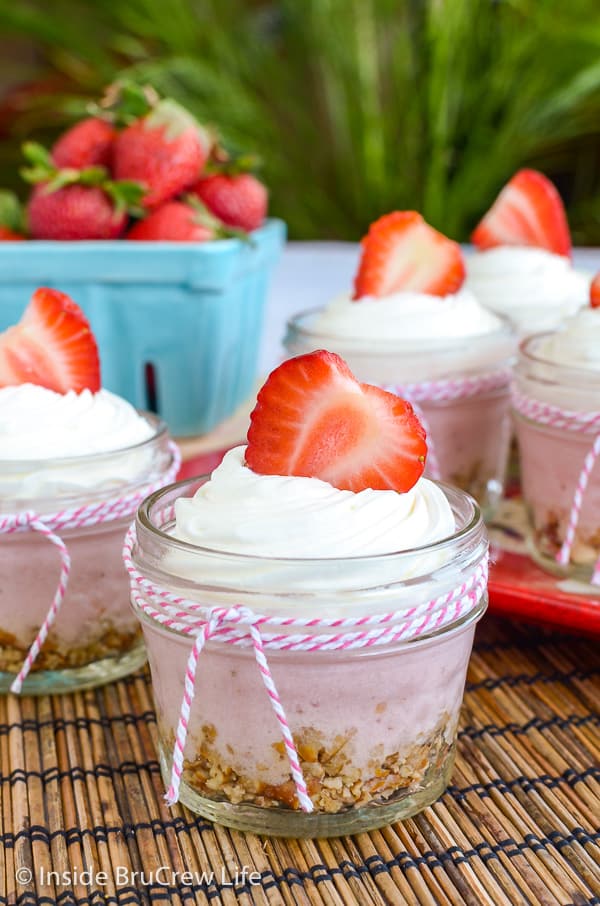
[0, 411, 168, 469]
[136, 473, 483, 568]
[518, 332, 600, 384]
[286, 305, 515, 353]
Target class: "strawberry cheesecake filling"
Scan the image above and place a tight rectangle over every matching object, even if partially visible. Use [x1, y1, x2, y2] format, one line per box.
[0, 288, 176, 691]
[467, 169, 590, 336]
[129, 350, 488, 834]
[286, 212, 515, 513]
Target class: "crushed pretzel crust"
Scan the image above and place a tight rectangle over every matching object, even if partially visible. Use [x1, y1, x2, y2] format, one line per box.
[0, 625, 140, 672]
[180, 715, 454, 813]
[536, 511, 600, 566]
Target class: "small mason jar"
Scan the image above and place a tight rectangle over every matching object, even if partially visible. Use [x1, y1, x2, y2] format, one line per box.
[285, 310, 515, 517]
[513, 334, 600, 581]
[129, 476, 488, 837]
[0, 417, 176, 694]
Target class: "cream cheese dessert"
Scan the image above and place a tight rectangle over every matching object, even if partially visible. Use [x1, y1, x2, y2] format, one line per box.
[467, 169, 590, 336]
[513, 279, 600, 577]
[130, 350, 488, 836]
[0, 287, 176, 693]
[285, 211, 516, 514]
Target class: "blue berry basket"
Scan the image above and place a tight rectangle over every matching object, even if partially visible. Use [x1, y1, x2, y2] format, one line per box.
[0, 219, 285, 436]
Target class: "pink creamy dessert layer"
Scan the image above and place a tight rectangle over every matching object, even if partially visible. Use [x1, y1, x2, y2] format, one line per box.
[515, 416, 600, 564]
[0, 519, 139, 667]
[419, 389, 511, 502]
[143, 617, 475, 810]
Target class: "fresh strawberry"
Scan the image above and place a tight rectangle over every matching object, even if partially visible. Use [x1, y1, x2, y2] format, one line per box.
[0, 287, 100, 393]
[590, 273, 600, 309]
[471, 169, 571, 257]
[113, 99, 210, 209]
[246, 350, 427, 493]
[191, 172, 267, 232]
[0, 190, 26, 239]
[22, 141, 144, 240]
[353, 211, 465, 300]
[27, 184, 129, 240]
[51, 117, 116, 170]
[128, 197, 241, 241]
[128, 200, 216, 241]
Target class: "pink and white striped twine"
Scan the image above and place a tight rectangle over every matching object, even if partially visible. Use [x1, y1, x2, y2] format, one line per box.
[384, 368, 512, 480]
[123, 524, 488, 812]
[2, 441, 180, 693]
[512, 388, 600, 583]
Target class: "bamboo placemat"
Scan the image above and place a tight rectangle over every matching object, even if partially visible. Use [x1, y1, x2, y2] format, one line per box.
[0, 615, 598, 906]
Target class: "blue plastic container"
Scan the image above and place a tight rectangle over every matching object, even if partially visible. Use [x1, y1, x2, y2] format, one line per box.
[0, 219, 285, 436]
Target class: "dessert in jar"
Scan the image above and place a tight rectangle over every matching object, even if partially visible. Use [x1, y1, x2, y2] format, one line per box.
[126, 349, 488, 837]
[0, 288, 178, 694]
[513, 274, 600, 582]
[284, 211, 515, 516]
[467, 169, 590, 337]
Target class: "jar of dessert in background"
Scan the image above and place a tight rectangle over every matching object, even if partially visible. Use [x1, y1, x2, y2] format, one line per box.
[0, 386, 178, 694]
[285, 304, 516, 518]
[126, 457, 488, 838]
[513, 306, 600, 583]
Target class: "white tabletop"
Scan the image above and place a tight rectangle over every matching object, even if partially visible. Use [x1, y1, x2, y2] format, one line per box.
[260, 242, 600, 373]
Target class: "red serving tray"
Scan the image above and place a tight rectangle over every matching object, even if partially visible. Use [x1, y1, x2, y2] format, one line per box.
[178, 448, 600, 637]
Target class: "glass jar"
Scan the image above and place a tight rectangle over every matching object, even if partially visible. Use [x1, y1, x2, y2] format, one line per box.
[285, 309, 516, 517]
[513, 334, 600, 581]
[129, 476, 488, 837]
[0, 417, 176, 694]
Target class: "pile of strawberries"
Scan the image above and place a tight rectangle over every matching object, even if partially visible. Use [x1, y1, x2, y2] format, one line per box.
[0, 82, 268, 242]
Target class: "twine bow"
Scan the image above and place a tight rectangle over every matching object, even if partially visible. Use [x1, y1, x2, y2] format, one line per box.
[2, 441, 181, 693]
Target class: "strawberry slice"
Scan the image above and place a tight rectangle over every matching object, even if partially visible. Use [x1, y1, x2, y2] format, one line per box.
[0, 287, 100, 393]
[471, 169, 571, 257]
[353, 211, 465, 300]
[591, 273, 600, 309]
[246, 350, 427, 493]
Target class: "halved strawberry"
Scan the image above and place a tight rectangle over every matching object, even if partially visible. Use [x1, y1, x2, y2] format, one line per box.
[591, 273, 600, 309]
[471, 169, 571, 257]
[246, 350, 427, 493]
[0, 287, 100, 393]
[353, 211, 465, 300]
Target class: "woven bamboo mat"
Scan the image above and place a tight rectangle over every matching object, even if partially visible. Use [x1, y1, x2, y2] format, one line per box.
[0, 615, 598, 906]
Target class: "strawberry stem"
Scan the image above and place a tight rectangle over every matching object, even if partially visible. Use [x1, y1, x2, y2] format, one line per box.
[0, 190, 25, 233]
[92, 79, 159, 127]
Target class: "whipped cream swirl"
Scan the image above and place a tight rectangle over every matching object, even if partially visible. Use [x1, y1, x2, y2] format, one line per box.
[312, 287, 501, 342]
[165, 446, 463, 617]
[466, 247, 589, 335]
[174, 446, 454, 558]
[536, 307, 600, 371]
[0, 384, 158, 500]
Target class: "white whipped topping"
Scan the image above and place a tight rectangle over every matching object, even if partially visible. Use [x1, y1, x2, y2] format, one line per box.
[0, 384, 157, 500]
[536, 307, 600, 371]
[466, 247, 590, 335]
[165, 446, 461, 617]
[174, 446, 454, 558]
[312, 287, 502, 341]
